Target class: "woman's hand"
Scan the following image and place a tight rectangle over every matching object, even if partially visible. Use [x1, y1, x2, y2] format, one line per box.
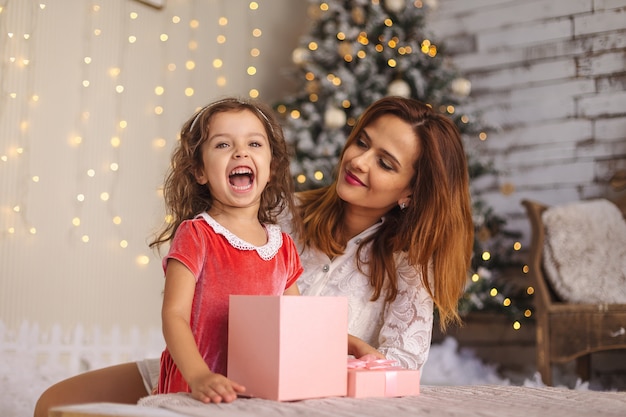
[187, 369, 246, 404]
[348, 334, 386, 360]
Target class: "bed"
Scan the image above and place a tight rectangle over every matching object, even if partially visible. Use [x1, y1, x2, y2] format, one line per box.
[50, 384, 626, 417]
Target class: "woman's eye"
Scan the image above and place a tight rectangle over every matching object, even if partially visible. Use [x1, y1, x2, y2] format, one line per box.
[378, 159, 394, 171]
[356, 138, 368, 148]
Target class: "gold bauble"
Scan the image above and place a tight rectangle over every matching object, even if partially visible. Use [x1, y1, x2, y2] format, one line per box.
[352, 6, 365, 24]
[306, 80, 320, 94]
[477, 226, 492, 242]
[338, 42, 353, 57]
[500, 182, 515, 196]
[308, 4, 322, 20]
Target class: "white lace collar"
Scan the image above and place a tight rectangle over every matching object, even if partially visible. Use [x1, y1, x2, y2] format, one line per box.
[197, 212, 282, 261]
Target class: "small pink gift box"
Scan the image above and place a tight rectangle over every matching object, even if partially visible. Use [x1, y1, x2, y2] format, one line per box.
[346, 357, 420, 398]
[227, 295, 348, 401]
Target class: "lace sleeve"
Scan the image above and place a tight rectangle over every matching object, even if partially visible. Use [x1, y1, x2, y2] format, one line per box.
[376, 255, 434, 371]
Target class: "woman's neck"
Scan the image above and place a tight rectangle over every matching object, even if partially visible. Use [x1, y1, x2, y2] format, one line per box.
[337, 206, 382, 243]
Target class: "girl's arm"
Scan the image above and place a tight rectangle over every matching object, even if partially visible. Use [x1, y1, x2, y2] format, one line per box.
[162, 259, 245, 402]
[283, 282, 300, 295]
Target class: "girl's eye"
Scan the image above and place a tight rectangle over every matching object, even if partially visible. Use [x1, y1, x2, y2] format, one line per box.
[215, 142, 229, 149]
[249, 141, 262, 148]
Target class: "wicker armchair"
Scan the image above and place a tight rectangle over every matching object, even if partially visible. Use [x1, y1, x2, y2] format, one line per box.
[521, 199, 626, 386]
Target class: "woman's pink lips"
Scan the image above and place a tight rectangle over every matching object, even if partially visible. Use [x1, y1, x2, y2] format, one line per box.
[344, 170, 365, 186]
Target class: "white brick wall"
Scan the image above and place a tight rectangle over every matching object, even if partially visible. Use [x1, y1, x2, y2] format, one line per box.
[429, 0, 626, 245]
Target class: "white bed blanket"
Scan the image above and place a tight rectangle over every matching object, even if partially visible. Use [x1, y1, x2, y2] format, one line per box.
[132, 385, 625, 417]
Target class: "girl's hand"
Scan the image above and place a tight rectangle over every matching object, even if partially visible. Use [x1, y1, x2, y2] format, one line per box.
[348, 334, 386, 360]
[188, 370, 246, 404]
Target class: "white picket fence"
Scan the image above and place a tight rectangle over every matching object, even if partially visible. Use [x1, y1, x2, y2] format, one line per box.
[0, 320, 164, 417]
[0, 320, 164, 374]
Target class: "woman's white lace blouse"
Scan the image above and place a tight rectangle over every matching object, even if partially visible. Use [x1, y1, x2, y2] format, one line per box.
[290, 220, 434, 371]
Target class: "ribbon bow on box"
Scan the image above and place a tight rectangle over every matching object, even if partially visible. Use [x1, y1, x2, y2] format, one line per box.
[346, 355, 419, 398]
[347, 356, 402, 370]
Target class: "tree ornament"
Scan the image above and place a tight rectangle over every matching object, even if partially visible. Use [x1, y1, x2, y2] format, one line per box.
[338, 42, 353, 58]
[351, 6, 365, 24]
[477, 226, 492, 242]
[306, 80, 320, 94]
[500, 182, 515, 196]
[324, 106, 346, 129]
[387, 79, 411, 98]
[384, 0, 405, 13]
[450, 77, 472, 97]
[292, 47, 309, 66]
[307, 3, 323, 20]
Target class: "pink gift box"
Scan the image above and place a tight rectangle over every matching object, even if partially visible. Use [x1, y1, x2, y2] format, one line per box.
[346, 358, 420, 398]
[227, 295, 348, 401]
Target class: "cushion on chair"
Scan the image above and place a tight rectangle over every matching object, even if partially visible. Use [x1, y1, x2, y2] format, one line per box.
[542, 199, 626, 304]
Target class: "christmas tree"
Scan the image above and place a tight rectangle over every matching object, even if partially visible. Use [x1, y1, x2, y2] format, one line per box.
[274, 0, 531, 328]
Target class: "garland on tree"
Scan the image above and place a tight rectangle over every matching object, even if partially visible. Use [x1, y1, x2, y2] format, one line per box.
[274, 0, 531, 328]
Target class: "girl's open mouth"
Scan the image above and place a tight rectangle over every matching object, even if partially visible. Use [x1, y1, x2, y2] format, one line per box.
[229, 167, 255, 191]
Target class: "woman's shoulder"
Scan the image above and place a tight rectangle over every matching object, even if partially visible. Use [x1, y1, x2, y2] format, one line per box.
[393, 252, 429, 286]
[277, 207, 295, 236]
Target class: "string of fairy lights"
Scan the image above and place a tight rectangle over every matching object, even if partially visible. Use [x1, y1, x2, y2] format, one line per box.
[0, 1, 40, 237]
[0, 0, 267, 267]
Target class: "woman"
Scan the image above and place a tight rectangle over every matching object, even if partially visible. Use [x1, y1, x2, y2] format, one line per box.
[34, 96, 473, 415]
[295, 96, 472, 367]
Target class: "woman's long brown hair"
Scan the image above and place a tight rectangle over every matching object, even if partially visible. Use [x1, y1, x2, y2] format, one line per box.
[297, 96, 473, 330]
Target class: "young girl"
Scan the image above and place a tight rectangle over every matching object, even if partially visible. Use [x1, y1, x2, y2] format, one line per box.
[152, 97, 302, 403]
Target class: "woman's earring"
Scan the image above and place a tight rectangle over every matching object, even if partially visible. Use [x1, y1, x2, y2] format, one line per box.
[399, 202, 407, 210]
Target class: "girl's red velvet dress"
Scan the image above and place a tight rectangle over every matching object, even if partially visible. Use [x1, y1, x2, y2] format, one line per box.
[157, 213, 302, 394]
